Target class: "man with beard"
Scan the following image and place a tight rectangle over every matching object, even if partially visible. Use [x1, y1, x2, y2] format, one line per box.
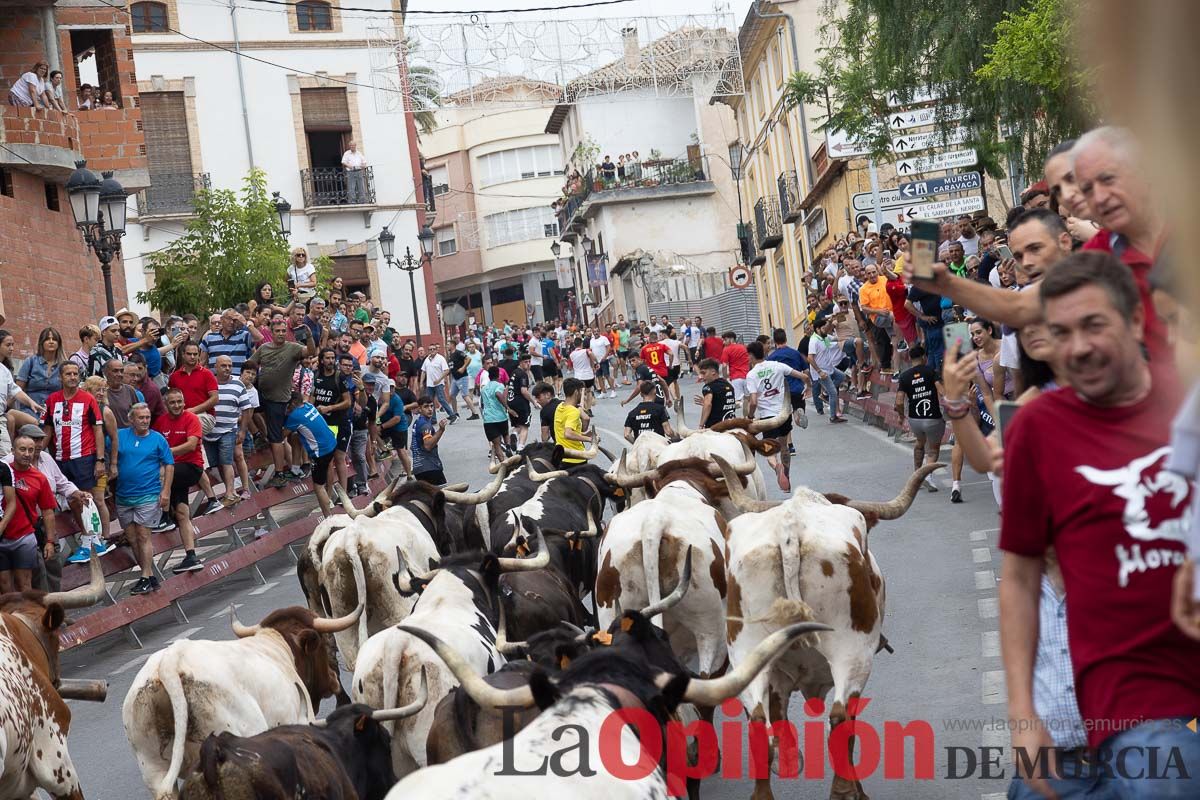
[312, 347, 353, 495]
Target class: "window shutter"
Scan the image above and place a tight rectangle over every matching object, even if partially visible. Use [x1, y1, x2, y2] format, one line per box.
[301, 88, 351, 130]
[140, 91, 192, 177]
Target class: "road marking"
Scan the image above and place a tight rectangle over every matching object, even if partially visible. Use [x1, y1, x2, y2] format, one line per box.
[974, 570, 995, 590]
[982, 630, 1000, 658]
[982, 792, 1007, 800]
[972, 547, 992, 564]
[111, 653, 152, 675]
[981, 670, 1006, 705]
[167, 626, 203, 643]
[250, 581, 279, 596]
[977, 598, 999, 619]
[969, 529, 988, 541]
[210, 603, 243, 619]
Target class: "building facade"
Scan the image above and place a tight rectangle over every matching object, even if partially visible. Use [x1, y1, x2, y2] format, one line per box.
[547, 27, 743, 327]
[422, 78, 570, 330]
[118, 0, 437, 340]
[1, 0, 149, 348]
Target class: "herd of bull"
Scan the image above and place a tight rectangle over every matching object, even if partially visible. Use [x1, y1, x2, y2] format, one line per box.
[0, 398, 942, 800]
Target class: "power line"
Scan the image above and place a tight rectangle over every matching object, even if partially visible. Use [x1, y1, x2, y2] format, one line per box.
[244, 0, 635, 14]
[0, 143, 36, 165]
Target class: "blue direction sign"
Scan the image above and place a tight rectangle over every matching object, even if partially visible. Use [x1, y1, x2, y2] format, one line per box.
[898, 171, 982, 201]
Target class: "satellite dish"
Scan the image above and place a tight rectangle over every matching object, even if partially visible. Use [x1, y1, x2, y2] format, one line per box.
[442, 303, 467, 326]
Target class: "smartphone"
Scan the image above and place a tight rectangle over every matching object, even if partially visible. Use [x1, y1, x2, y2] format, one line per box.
[996, 400, 1020, 445]
[943, 322, 971, 356]
[910, 219, 939, 280]
[996, 244, 1013, 261]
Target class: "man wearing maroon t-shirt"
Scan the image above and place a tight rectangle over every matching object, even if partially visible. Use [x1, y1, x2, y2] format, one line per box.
[999, 252, 1199, 799]
[719, 331, 751, 411]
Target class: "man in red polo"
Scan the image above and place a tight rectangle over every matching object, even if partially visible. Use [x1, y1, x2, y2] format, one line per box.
[153, 388, 206, 573]
[166, 341, 221, 516]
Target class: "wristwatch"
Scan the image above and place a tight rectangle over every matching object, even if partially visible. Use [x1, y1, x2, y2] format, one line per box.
[97, 457, 106, 463]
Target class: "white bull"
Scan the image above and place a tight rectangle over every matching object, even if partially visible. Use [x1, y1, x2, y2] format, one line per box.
[715, 456, 941, 800]
[122, 604, 362, 800]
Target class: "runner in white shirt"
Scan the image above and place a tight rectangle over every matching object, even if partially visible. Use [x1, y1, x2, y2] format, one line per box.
[528, 331, 545, 381]
[745, 340, 806, 493]
[568, 339, 598, 410]
[661, 333, 686, 404]
[589, 331, 613, 398]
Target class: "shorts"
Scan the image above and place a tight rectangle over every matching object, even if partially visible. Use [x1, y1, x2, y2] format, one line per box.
[170, 462, 203, 509]
[386, 427, 409, 449]
[61, 454, 98, 491]
[117, 500, 162, 528]
[0, 533, 38, 571]
[311, 450, 336, 486]
[452, 376, 471, 398]
[262, 400, 288, 444]
[909, 417, 947, 444]
[840, 339, 858, 369]
[483, 421, 510, 442]
[731, 378, 747, 401]
[896, 314, 918, 345]
[414, 469, 446, 486]
[530, 365, 545, 381]
[329, 420, 352, 452]
[510, 405, 532, 428]
[595, 359, 610, 378]
[758, 418, 793, 441]
[666, 366, 681, 384]
[619, 350, 633, 359]
[203, 430, 237, 467]
[583, 378, 595, 390]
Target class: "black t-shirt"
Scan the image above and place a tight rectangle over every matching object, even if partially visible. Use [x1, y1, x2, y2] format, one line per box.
[907, 286, 944, 324]
[701, 378, 737, 428]
[499, 358, 518, 378]
[450, 350, 468, 379]
[353, 394, 378, 429]
[624, 401, 669, 439]
[398, 358, 419, 379]
[540, 398, 562, 440]
[507, 369, 531, 412]
[0, 462, 11, 521]
[312, 370, 348, 424]
[633, 364, 666, 405]
[897, 364, 942, 419]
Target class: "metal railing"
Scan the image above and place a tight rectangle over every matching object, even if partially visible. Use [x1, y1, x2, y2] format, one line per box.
[136, 173, 210, 217]
[754, 195, 783, 250]
[300, 166, 376, 207]
[740, 221, 764, 266]
[778, 170, 801, 223]
[555, 155, 711, 231]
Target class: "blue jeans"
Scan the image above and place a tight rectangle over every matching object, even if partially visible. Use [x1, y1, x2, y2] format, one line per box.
[814, 369, 846, 418]
[1007, 750, 1104, 800]
[920, 320, 945, 373]
[426, 383, 455, 417]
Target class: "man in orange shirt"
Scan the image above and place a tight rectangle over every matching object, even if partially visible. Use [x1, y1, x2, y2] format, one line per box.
[639, 330, 672, 383]
[857, 263, 895, 375]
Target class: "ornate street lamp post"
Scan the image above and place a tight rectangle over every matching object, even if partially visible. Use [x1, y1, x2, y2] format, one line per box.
[380, 224, 434, 347]
[67, 161, 127, 316]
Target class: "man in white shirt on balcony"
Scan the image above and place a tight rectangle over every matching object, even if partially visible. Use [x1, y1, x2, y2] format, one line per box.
[341, 140, 368, 204]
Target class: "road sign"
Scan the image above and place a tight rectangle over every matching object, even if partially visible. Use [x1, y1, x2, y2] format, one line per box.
[895, 148, 978, 177]
[729, 265, 752, 288]
[887, 85, 944, 108]
[825, 127, 871, 159]
[852, 188, 906, 213]
[887, 105, 965, 131]
[898, 171, 982, 200]
[901, 195, 986, 221]
[891, 128, 970, 155]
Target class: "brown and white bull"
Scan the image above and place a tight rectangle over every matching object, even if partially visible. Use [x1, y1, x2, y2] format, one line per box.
[0, 554, 106, 800]
[122, 603, 362, 800]
[714, 455, 942, 800]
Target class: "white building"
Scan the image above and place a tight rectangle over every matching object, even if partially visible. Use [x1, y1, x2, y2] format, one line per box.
[120, 0, 435, 335]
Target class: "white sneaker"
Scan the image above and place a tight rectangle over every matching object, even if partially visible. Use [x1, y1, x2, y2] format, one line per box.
[608, 390, 616, 399]
[798, 410, 809, 429]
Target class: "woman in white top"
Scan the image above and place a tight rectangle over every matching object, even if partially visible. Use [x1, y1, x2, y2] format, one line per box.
[287, 247, 318, 301]
[567, 338, 597, 410]
[8, 61, 49, 109]
[47, 70, 67, 112]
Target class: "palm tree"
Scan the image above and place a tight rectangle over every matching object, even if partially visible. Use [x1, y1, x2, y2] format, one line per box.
[402, 36, 441, 135]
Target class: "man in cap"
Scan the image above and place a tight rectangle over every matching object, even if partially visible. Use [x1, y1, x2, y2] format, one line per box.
[88, 316, 125, 377]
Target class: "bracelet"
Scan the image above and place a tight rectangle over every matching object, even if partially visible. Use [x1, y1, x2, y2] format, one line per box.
[942, 397, 971, 413]
[945, 405, 973, 420]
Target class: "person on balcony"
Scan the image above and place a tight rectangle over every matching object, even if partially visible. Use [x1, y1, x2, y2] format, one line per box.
[600, 155, 616, 182]
[7, 61, 49, 109]
[47, 70, 67, 112]
[99, 90, 120, 109]
[77, 83, 95, 110]
[341, 139, 368, 204]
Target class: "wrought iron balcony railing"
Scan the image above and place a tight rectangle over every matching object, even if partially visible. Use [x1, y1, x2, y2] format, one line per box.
[300, 166, 376, 208]
[754, 195, 783, 250]
[136, 172, 210, 217]
[778, 170, 802, 224]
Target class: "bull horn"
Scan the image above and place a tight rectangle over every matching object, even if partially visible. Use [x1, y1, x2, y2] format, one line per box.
[370, 667, 430, 722]
[674, 621, 832, 705]
[528, 463, 569, 482]
[712, 455, 782, 513]
[605, 451, 659, 488]
[703, 459, 757, 478]
[747, 393, 792, 433]
[564, 507, 600, 540]
[558, 621, 586, 636]
[443, 483, 470, 492]
[838, 463, 946, 520]
[641, 546, 693, 618]
[488, 453, 522, 474]
[496, 527, 551, 572]
[393, 546, 420, 594]
[603, 449, 629, 485]
[44, 550, 105, 609]
[675, 412, 697, 438]
[311, 601, 365, 634]
[574, 439, 601, 460]
[230, 604, 260, 638]
[494, 603, 525, 656]
[597, 444, 617, 462]
[441, 463, 509, 505]
[613, 597, 623, 617]
[399, 625, 536, 709]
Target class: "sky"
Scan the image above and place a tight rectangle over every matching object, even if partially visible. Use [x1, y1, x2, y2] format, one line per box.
[405, 0, 759, 27]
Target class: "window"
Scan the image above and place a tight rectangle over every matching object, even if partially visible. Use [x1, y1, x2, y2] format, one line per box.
[478, 144, 564, 187]
[436, 225, 457, 256]
[44, 182, 60, 212]
[0, 168, 13, 198]
[296, 0, 333, 31]
[429, 164, 449, 196]
[130, 2, 168, 33]
[484, 206, 559, 248]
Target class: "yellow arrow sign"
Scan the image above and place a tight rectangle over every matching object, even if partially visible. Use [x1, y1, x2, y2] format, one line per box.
[1188, 718, 1197, 734]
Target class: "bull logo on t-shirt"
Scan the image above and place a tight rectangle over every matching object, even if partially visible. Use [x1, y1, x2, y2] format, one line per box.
[1075, 446, 1192, 587]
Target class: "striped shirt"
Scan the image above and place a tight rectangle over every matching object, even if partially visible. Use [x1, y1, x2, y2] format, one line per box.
[200, 328, 254, 375]
[1034, 576, 1088, 749]
[42, 389, 102, 460]
[207, 380, 251, 440]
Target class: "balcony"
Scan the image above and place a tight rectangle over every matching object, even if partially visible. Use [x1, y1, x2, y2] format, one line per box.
[300, 166, 376, 208]
[136, 173, 210, 218]
[778, 170, 802, 224]
[0, 106, 82, 180]
[754, 195, 783, 250]
[554, 155, 713, 233]
[740, 221, 765, 267]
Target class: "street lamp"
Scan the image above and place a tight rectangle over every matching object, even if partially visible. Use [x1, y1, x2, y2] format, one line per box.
[272, 192, 292, 237]
[380, 224, 433, 347]
[67, 160, 126, 316]
[727, 141, 748, 263]
[728, 141, 745, 180]
[550, 240, 561, 258]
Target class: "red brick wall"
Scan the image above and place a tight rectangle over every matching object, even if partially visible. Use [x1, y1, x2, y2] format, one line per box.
[0, 169, 129, 353]
[0, 105, 80, 150]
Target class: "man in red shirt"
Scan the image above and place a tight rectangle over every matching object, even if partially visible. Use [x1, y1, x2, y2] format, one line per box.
[0, 432, 57, 592]
[42, 361, 110, 536]
[719, 331, 750, 411]
[169, 342, 219, 422]
[152, 388, 206, 573]
[702, 326, 724, 363]
[639, 330, 672, 380]
[999, 252, 1198, 798]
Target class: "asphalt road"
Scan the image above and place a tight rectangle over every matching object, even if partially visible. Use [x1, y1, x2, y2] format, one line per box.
[57, 377, 1010, 799]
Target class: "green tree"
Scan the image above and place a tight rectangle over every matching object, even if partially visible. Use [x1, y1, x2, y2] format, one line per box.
[137, 169, 290, 316]
[785, 0, 1093, 176]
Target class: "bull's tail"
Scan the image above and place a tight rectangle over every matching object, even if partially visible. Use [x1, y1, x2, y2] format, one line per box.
[380, 637, 403, 737]
[158, 648, 190, 799]
[640, 514, 670, 614]
[347, 530, 369, 667]
[779, 534, 802, 604]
